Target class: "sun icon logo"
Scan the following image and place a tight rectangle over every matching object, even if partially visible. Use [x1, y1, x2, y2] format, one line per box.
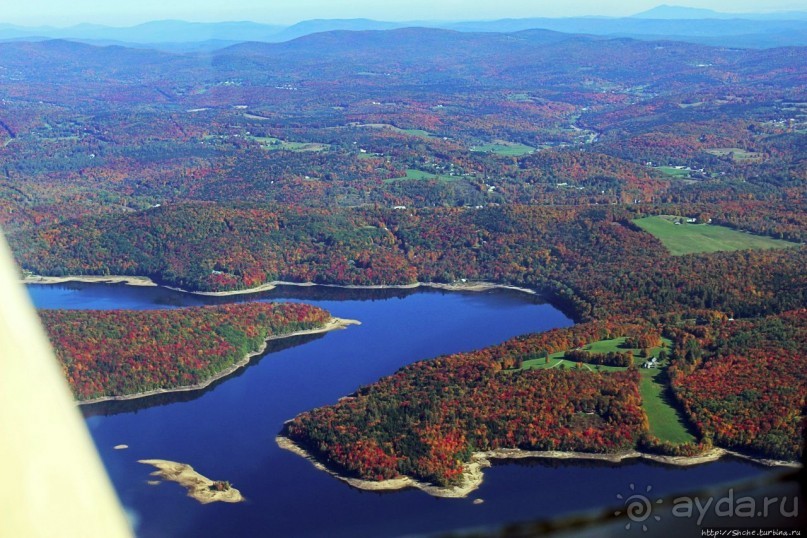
[614, 483, 663, 531]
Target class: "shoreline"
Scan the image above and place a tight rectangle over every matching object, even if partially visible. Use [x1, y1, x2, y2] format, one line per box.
[276, 435, 801, 499]
[276, 435, 488, 499]
[77, 317, 360, 405]
[23, 274, 159, 287]
[22, 273, 537, 298]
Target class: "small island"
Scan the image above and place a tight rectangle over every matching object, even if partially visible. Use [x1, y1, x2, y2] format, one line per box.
[139, 459, 244, 504]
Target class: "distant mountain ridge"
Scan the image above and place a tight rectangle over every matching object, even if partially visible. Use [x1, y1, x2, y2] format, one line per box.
[0, 19, 284, 46]
[632, 4, 807, 20]
[633, 5, 730, 18]
[5, 25, 800, 93]
[2, 7, 807, 50]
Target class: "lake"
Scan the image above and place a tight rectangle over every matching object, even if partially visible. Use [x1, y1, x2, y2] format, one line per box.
[29, 283, 772, 537]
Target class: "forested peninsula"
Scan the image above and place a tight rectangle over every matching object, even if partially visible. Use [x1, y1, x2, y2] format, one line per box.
[40, 302, 351, 402]
[281, 311, 805, 495]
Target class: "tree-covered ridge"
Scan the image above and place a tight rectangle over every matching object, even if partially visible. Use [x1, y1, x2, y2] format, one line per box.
[12, 203, 804, 321]
[40, 303, 331, 400]
[668, 309, 807, 461]
[284, 321, 650, 486]
[13, 204, 420, 290]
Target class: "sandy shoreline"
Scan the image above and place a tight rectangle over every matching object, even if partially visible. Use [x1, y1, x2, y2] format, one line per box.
[139, 459, 244, 504]
[24, 274, 159, 287]
[77, 317, 360, 405]
[276, 435, 800, 499]
[276, 435, 488, 499]
[22, 273, 537, 297]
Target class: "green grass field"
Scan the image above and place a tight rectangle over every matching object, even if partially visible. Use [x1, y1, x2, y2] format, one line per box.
[655, 166, 691, 178]
[634, 215, 799, 255]
[582, 337, 632, 354]
[519, 336, 695, 444]
[384, 169, 456, 183]
[705, 147, 762, 162]
[507, 93, 532, 102]
[353, 124, 433, 138]
[519, 337, 654, 371]
[249, 136, 328, 152]
[640, 368, 696, 444]
[399, 128, 432, 138]
[471, 141, 535, 156]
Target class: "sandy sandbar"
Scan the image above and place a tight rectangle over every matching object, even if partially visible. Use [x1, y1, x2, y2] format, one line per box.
[23, 274, 158, 287]
[138, 459, 243, 504]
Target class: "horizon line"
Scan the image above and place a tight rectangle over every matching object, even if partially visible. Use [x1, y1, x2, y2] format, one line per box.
[4, 7, 807, 30]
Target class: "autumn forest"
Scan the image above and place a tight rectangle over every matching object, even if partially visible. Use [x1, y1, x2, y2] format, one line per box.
[2, 26, 804, 488]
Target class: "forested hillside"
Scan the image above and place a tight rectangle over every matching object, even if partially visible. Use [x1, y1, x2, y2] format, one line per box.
[3, 27, 804, 482]
[41, 302, 331, 400]
[12, 204, 803, 321]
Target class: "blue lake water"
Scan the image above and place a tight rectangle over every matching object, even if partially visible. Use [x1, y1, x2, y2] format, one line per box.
[28, 283, 773, 537]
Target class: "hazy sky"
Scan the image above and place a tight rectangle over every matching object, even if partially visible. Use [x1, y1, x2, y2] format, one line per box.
[3, 0, 807, 26]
